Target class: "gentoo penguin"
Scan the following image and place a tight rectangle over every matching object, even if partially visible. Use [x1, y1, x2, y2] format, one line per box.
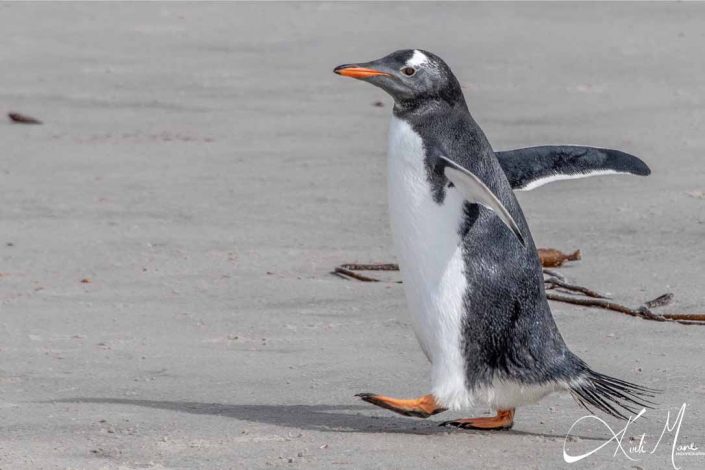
[334, 50, 654, 429]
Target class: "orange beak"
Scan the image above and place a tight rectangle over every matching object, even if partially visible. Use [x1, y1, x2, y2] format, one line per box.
[334, 65, 390, 79]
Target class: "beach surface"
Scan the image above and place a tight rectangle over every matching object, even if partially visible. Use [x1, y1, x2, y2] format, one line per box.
[1, 3, 704, 469]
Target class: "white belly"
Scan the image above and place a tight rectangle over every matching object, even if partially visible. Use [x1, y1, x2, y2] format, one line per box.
[387, 116, 472, 410]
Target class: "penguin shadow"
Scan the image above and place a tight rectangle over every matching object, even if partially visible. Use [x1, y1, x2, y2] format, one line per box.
[51, 397, 601, 440]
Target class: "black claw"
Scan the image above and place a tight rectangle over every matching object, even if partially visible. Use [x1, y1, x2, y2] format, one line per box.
[354, 393, 377, 399]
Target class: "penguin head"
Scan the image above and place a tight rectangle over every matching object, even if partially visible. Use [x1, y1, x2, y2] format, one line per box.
[334, 49, 463, 106]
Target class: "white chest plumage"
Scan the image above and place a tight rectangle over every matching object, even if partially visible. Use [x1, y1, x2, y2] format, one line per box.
[386, 116, 472, 410]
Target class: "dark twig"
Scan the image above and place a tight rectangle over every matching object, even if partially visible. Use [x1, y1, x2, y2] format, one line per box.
[644, 293, 674, 309]
[545, 292, 654, 318]
[546, 292, 705, 325]
[339, 263, 399, 271]
[544, 277, 608, 299]
[659, 312, 705, 322]
[332, 263, 401, 283]
[542, 268, 566, 282]
[330, 270, 351, 281]
[332, 266, 380, 282]
[8, 112, 42, 124]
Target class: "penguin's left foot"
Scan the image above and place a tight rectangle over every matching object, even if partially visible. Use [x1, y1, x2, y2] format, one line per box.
[355, 393, 446, 418]
[439, 408, 515, 430]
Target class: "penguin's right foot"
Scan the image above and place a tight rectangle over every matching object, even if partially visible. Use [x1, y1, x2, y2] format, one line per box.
[355, 393, 446, 418]
[439, 408, 515, 431]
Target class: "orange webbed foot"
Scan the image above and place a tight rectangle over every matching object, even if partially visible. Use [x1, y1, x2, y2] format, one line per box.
[440, 408, 515, 430]
[355, 393, 447, 418]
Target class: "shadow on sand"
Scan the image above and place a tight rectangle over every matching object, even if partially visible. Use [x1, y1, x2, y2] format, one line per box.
[51, 397, 601, 440]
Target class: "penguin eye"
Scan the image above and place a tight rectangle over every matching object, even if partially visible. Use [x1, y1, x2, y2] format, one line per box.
[401, 66, 416, 77]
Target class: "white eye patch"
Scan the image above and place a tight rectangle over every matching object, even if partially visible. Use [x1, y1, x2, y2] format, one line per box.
[406, 50, 429, 68]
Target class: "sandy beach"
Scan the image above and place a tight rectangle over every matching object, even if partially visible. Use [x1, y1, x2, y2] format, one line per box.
[1, 3, 704, 469]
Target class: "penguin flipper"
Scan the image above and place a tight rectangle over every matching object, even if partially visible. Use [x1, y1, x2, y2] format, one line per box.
[495, 145, 651, 191]
[440, 156, 526, 246]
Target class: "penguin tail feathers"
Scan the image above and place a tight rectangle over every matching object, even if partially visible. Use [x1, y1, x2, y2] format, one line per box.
[568, 369, 660, 420]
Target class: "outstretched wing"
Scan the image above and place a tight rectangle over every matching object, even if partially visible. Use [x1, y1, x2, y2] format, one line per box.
[496, 146, 651, 191]
[439, 156, 525, 246]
